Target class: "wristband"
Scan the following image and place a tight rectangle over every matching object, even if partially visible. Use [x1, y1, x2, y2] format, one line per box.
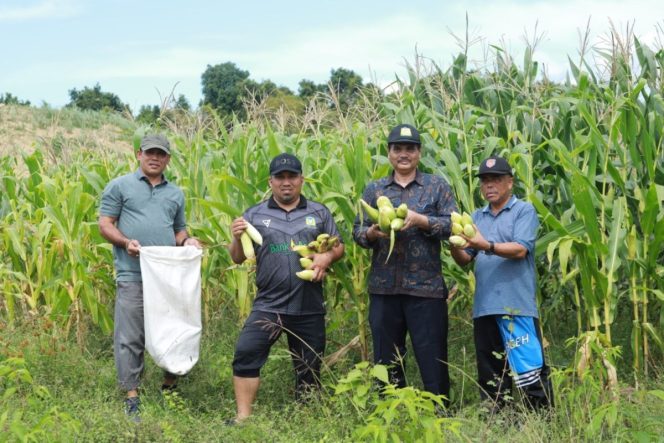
[487, 241, 495, 255]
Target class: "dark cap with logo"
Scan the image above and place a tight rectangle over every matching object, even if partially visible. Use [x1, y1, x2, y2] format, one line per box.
[387, 124, 421, 145]
[269, 153, 302, 175]
[140, 134, 171, 154]
[477, 156, 513, 176]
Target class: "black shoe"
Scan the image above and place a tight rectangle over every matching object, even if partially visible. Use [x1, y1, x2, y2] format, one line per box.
[124, 397, 141, 422]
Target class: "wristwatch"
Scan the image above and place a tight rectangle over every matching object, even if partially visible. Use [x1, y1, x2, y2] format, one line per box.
[486, 241, 495, 255]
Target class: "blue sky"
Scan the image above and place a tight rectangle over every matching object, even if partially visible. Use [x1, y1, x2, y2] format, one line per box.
[1, 0, 662, 110]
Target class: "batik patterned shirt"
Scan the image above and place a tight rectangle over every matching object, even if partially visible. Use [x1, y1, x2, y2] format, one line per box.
[353, 170, 457, 298]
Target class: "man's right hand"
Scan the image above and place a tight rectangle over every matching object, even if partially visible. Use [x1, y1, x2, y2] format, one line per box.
[126, 239, 141, 257]
[231, 217, 248, 240]
[366, 224, 389, 242]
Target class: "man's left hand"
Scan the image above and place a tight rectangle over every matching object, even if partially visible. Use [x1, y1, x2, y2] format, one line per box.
[183, 237, 203, 249]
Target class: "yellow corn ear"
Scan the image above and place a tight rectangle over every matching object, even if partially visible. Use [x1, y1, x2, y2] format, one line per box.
[360, 199, 379, 223]
[383, 206, 397, 221]
[376, 196, 393, 209]
[378, 207, 392, 233]
[308, 240, 320, 250]
[396, 203, 408, 219]
[462, 212, 473, 226]
[327, 236, 339, 248]
[451, 211, 462, 225]
[390, 218, 404, 231]
[296, 270, 315, 281]
[451, 222, 463, 235]
[449, 235, 467, 247]
[244, 222, 263, 245]
[463, 224, 476, 237]
[240, 232, 255, 262]
[300, 257, 313, 268]
[292, 245, 315, 257]
[316, 233, 330, 243]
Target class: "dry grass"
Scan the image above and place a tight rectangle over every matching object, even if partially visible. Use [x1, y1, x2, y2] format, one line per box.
[0, 104, 135, 160]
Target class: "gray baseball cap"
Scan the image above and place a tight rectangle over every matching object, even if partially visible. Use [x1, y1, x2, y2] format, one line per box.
[140, 134, 171, 154]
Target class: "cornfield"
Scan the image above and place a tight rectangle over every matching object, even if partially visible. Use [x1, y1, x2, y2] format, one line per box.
[1, 28, 663, 386]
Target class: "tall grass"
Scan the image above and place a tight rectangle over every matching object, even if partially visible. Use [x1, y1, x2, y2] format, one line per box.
[1, 25, 663, 440]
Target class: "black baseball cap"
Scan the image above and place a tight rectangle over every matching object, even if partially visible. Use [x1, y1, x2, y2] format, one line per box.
[269, 153, 302, 175]
[477, 156, 513, 176]
[387, 124, 421, 145]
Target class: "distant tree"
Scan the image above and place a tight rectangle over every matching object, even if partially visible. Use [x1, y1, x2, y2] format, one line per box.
[297, 68, 366, 110]
[67, 83, 126, 112]
[298, 79, 325, 100]
[201, 62, 251, 117]
[328, 67, 364, 109]
[136, 105, 161, 125]
[0, 92, 30, 106]
[175, 94, 190, 111]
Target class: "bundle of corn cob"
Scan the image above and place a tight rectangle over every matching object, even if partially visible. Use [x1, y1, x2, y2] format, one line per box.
[240, 222, 263, 263]
[292, 233, 340, 281]
[360, 196, 407, 263]
[449, 211, 475, 247]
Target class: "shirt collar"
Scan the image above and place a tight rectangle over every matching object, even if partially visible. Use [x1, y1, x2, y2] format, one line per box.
[482, 194, 517, 214]
[267, 194, 308, 210]
[385, 169, 424, 187]
[134, 168, 168, 185]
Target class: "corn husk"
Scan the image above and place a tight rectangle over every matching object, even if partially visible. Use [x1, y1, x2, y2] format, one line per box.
[376, 196, 393, 209]
[360, 199, 379, 223]
[396, 203, 408, 219]
[244, 222, 263, 245]
[240, 232, 255, 262]
[451, 222, 463, 235]
[296, 269, 315, 281]
[449, 235, 467, 248]
[463, 224, 476, 237]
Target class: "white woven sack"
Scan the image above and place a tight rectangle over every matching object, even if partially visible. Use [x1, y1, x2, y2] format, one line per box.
[140, 246, 203, 375]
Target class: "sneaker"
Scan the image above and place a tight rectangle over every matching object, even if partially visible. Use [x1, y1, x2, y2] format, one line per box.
[124, 396, 141, 422]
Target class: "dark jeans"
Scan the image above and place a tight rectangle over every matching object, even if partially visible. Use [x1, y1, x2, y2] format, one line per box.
[474, 315, 554, 410]
[369, 293, 450, 400]
[232, 310, 326, 398]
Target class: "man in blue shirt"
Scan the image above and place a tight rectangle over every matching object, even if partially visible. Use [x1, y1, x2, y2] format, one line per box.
[353, 124, 457, 405]
[450, 155, 553, 412]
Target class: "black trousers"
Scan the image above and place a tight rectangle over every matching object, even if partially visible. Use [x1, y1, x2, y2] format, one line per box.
[369, 293, 450, 400]
[232, 310, 325, 397]
[473, 315, 554, 410]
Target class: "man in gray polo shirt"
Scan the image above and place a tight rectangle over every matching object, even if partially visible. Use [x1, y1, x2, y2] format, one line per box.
[99, 134, 201, 419]
[227, 153, 344, 424]
[450, 155, 553, 413]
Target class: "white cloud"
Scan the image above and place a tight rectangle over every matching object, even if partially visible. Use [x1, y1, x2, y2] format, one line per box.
[0, 0, 80, 21]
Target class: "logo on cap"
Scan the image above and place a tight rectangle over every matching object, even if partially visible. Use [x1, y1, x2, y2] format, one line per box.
[486, 159, 496, 168]
[400, 127, 412, 137]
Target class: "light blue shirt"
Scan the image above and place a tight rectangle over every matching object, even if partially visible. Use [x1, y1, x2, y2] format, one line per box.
[469, 195, 539, 318]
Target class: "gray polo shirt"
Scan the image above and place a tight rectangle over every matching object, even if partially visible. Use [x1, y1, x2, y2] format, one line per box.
[99, 169, 186, 282]
[244, 196, 342, 315]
